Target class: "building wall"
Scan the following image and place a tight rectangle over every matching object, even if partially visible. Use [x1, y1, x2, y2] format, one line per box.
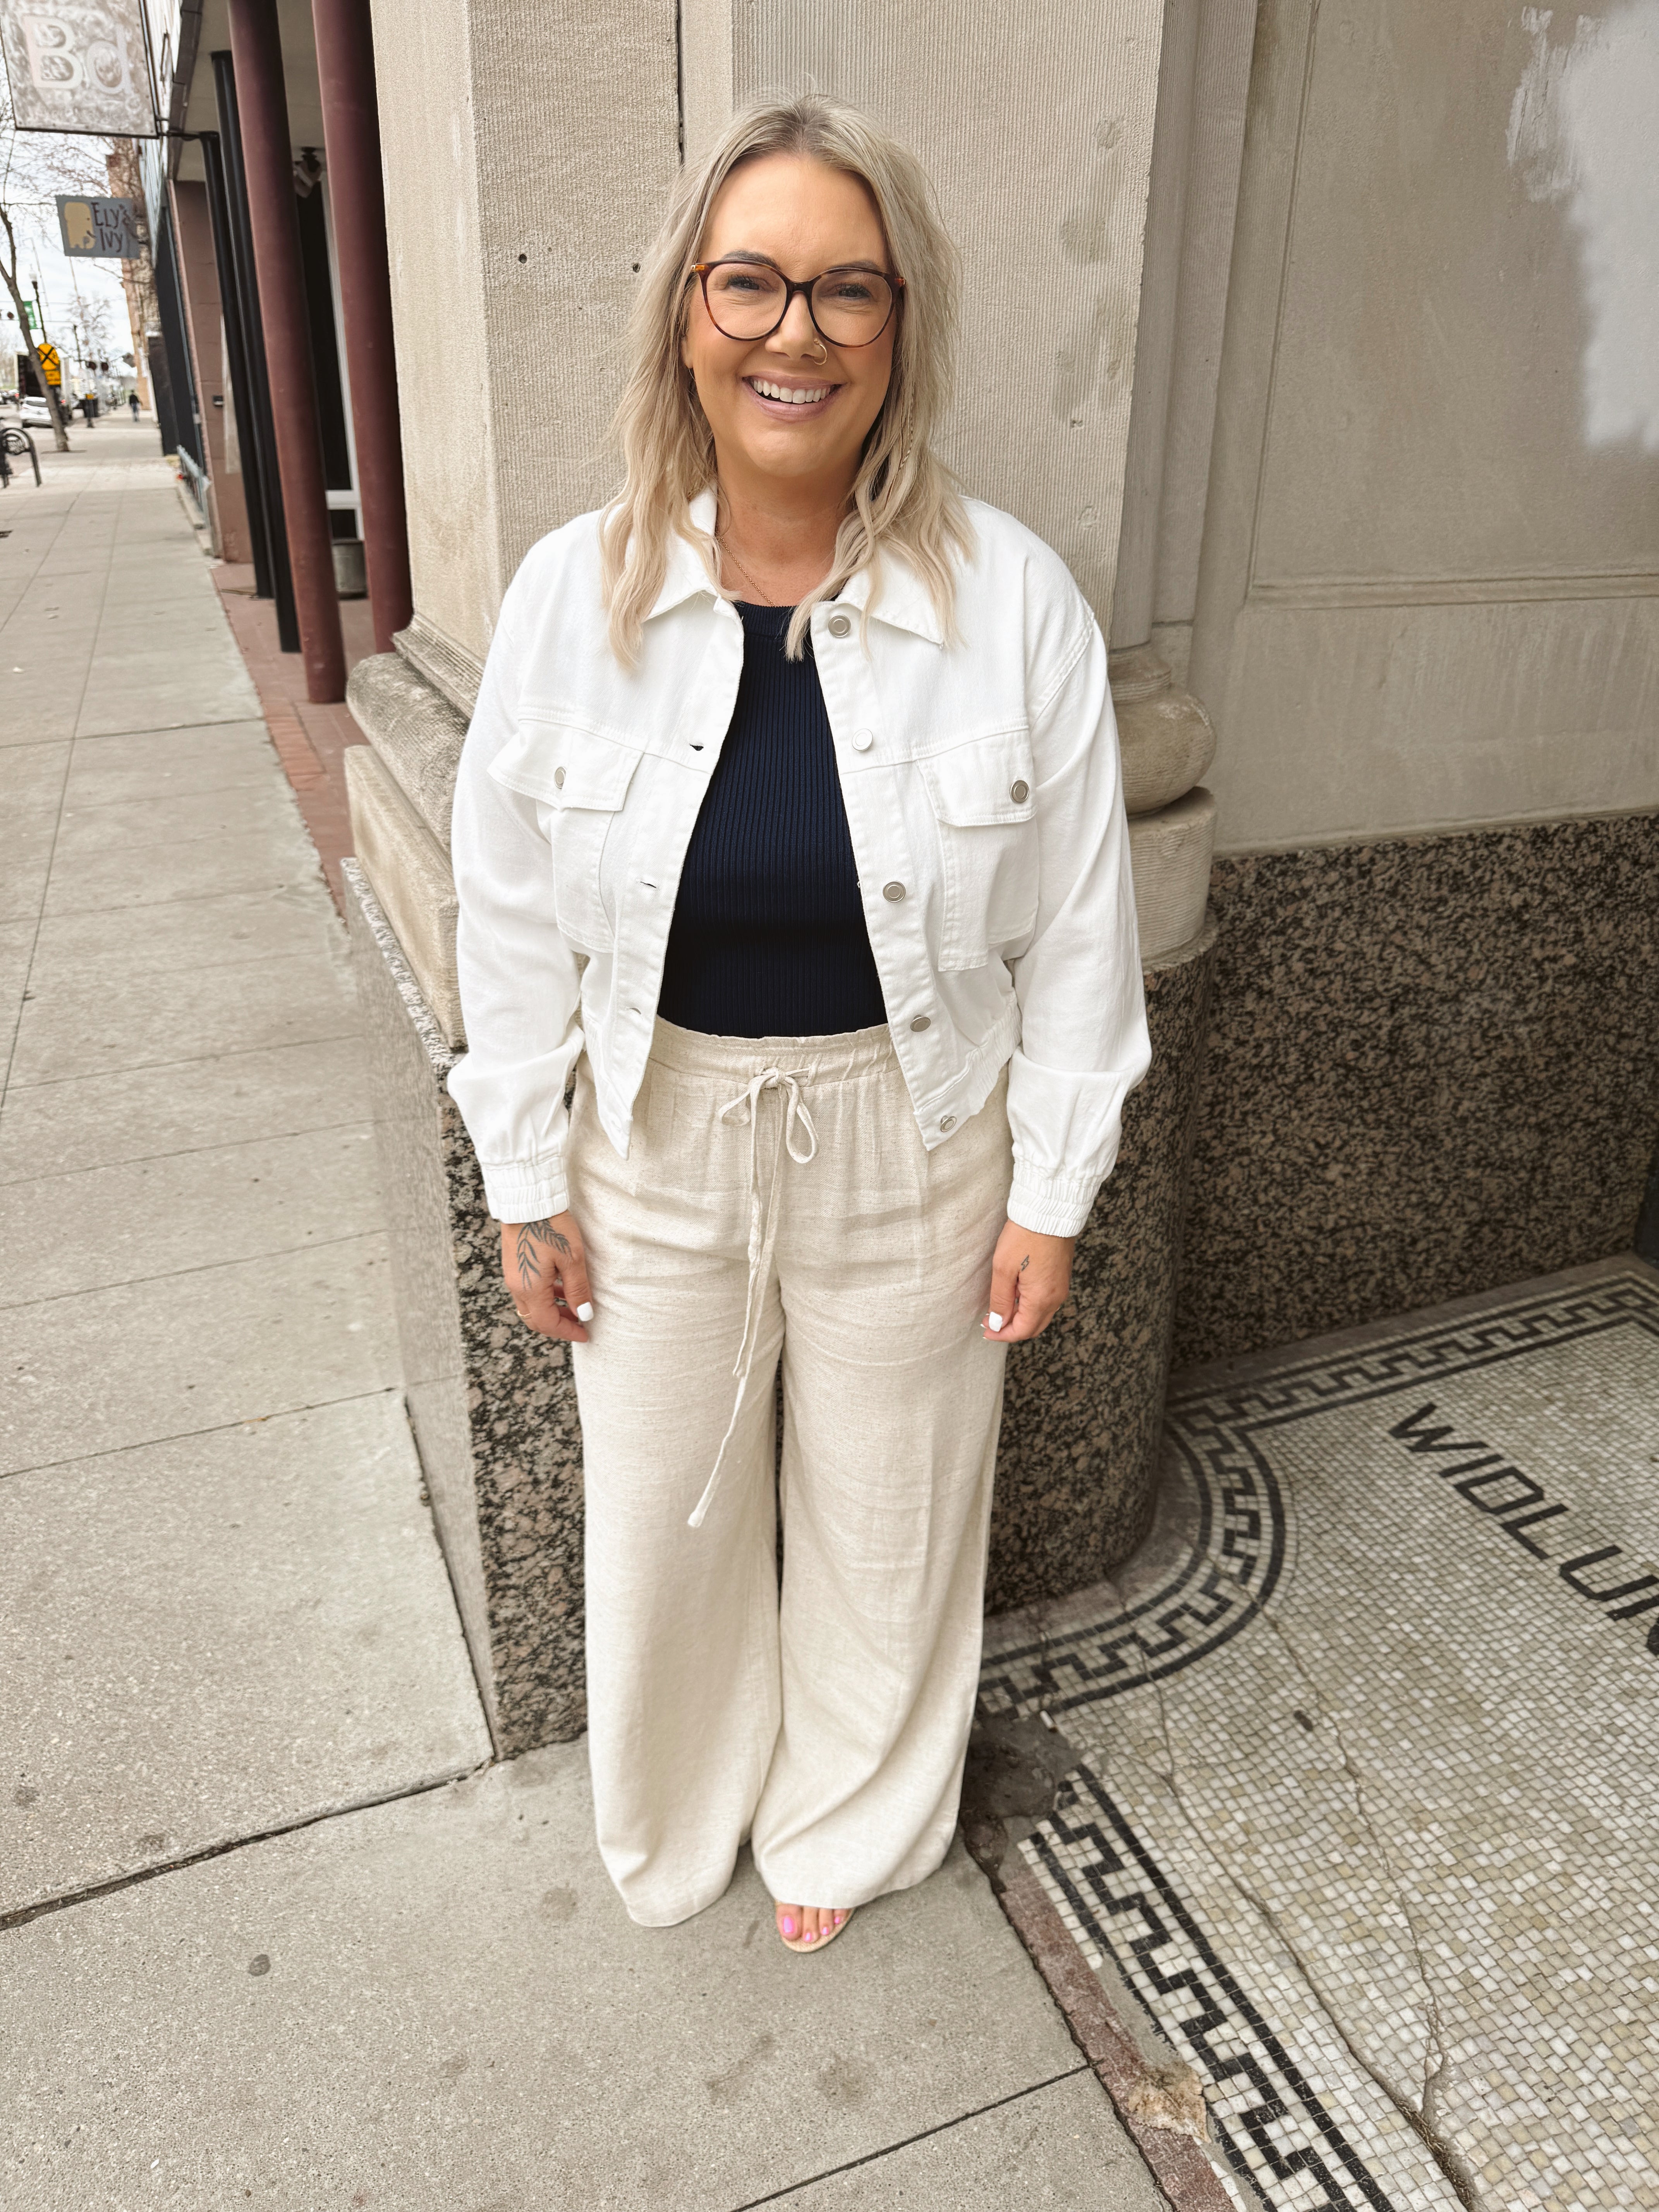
[1190, 0, 1659, 853]
[1170, 0, 1659, 1362]
[1172, 813, 1659, 1363]
[466, 3, 678, 613]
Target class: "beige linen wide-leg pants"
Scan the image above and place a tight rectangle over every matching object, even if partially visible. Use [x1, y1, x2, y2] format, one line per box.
[568, 1018, 1011, 1929]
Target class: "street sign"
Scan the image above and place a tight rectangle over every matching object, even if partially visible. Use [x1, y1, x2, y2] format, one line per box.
[0, 0, 156, 137]
[56, 195, 143, 259]
[37, 343, 62, 387]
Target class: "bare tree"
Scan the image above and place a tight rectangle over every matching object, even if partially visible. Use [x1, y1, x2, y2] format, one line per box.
[0, 89, 108, 451]
[66, 271, 117, 381]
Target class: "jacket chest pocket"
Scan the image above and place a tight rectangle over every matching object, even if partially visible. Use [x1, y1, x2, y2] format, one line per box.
[489, 719, 645, 950]
[917, 730, 1039, 969]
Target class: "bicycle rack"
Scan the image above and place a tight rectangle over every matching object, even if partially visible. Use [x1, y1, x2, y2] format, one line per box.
[1, 426, 42, 489]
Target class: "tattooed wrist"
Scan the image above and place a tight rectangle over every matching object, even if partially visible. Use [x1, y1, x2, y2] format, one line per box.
[514, 1216, 573, 1284]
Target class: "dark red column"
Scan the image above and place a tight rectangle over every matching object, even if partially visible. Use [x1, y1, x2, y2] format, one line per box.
[311, 0, 413, 655]
[227, 0, 347, 703]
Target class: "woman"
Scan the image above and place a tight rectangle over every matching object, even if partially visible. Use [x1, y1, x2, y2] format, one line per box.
[448, 96, 1149, 1952]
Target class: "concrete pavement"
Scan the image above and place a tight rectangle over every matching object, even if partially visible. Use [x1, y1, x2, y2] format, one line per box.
[1, 426, 1170, 2208]
[8, 1747, 1156, 2210]
[2, 424, 486, 1926]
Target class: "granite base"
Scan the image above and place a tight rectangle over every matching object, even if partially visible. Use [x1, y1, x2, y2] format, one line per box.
[1173, 811, 1659, 1365]
[347, 859, 1216, 1746]
[987, 917, 1218, 1613]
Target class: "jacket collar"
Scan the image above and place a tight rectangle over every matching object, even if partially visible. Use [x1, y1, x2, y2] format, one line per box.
[644, 488, 722, 620]
[837, 554, 944, 646]
[645, 485, 945, 644]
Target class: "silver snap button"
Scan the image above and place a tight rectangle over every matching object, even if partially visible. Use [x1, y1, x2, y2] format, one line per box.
[939, 1115, 955, 1132]
[882, 881, 906, 902]
[553, 765, 566, 789]
[828, 613, 852, 637]
[1010, 779, 1029, 804]
[909, 1015, 931, 1032]
[850, 727, 874, 752]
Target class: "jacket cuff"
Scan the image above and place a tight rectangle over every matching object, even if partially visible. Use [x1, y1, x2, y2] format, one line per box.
[1006, 1169, 1103, 1240]
[479, 1156, 570, 1225]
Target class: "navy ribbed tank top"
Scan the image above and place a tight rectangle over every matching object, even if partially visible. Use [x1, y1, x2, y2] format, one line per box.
[657, 602, 888, 1038]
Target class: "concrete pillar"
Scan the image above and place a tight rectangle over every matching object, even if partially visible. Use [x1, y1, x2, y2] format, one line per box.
[345, 0, 1229, 1745]
[227, 0, 347, 703]
[167, 179, 253, 563]
[206, 57, 295, 636]
[1099, 0, 1258, 975]
[311, 0, 412, 654]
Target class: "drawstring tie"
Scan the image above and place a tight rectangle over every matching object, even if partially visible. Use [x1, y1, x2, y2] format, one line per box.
[686, 1067, 818, 1529]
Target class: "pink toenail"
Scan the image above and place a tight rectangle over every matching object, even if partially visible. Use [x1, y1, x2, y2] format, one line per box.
[834, 1912, 845, 1925]
[803, 1930, 816, 1942]
[781, 1916, 796, 1937]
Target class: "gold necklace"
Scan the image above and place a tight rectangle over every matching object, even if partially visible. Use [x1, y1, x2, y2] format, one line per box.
[715, 533, 772, 605]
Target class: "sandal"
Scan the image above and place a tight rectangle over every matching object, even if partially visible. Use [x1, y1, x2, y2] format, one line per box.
[777, 1907, 854, 1954]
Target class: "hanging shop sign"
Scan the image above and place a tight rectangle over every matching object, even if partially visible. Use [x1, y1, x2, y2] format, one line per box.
[56, 194, 143, 258]
[0, 0, 156, 136]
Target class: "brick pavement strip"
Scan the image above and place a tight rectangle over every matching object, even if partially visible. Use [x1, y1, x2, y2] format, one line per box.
[211, 562, 373, 909]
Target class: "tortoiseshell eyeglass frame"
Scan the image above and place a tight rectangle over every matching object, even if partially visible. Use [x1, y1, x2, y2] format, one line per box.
[689, 260, 905, 348]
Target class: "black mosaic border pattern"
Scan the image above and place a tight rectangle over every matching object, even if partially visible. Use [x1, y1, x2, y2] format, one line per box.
[1030, 1768, 1398, 2212]
[983, 1273, 1659, 1719]
[1168, 1273, 1659, 1432]
[980, 1429, 1288, 1715]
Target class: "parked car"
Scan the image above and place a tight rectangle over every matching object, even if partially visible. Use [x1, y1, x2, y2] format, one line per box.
[20, 396, 55, 428]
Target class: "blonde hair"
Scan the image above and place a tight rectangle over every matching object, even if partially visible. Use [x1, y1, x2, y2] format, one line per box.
[601, 94, 972, 663]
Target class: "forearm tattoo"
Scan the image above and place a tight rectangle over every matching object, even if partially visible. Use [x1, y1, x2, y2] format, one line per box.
[515, 1217, 572, 1286]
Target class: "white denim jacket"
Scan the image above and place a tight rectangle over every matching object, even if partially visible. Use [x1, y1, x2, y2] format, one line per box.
[447, 489, 1150, 1238]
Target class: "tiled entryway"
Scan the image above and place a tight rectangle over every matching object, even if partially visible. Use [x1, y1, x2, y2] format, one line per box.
[984, 1258, 1659, 2211]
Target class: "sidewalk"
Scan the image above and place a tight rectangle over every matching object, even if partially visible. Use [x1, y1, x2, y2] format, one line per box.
[1, 428, 1170, 2206]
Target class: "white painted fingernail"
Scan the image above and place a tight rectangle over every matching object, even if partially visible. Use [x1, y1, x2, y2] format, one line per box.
[988, 1312, 1003, 1331]
[576, 1302, 595, 1323]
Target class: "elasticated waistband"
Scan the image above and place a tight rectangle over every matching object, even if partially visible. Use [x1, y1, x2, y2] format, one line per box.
[649, 1016, 896, 1084]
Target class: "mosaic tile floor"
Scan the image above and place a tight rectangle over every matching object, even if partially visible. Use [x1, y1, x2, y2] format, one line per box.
[981, 1259, 1659, 2212]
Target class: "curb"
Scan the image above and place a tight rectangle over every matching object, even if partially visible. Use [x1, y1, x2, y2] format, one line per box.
[984, 1844, 1238, 2211]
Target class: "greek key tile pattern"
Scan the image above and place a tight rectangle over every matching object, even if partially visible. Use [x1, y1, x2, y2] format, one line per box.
[987, 1267, 1659, 2212]
[978, 1423, 1289, 1718]
[1029, 1768, 1403, 2210]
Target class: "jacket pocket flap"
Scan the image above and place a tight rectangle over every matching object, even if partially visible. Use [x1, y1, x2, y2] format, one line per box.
[918, 731, 1036, 826]
[488, 720, 644, 811]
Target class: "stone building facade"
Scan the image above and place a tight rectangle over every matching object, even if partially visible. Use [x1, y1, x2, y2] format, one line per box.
[154, 0, 1659, 1755]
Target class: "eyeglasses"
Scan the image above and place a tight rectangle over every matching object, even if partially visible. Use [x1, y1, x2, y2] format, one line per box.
[690, 259, 904, 348]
